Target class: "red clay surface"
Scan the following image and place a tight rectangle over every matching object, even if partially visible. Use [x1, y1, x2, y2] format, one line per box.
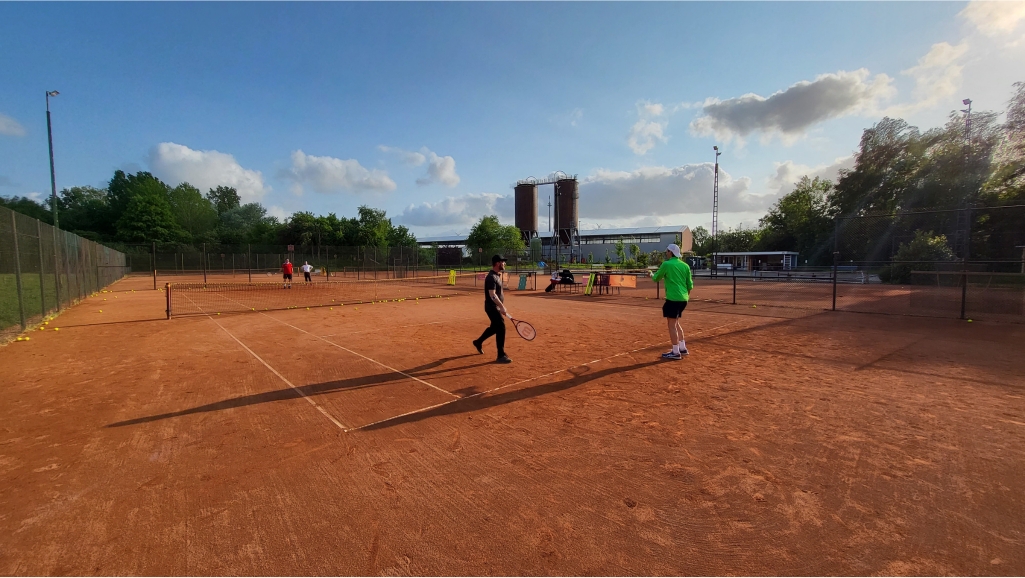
[1, 275, 1024, 575]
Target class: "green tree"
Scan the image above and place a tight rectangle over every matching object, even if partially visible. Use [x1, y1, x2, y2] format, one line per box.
[691, 226, 711, 255]
[387, 224, 417, 247]
[207, 186, 241, 214]
[108, 170, 169, 223]
[885, 231, 956, 284]
[355, 206, 392, 247]
[56, 186, 112, 238]
[614, 239, 626, 263]
[466, 215, 525, 257]
[715, 227, 759, 252]
[0, 195, 52, 224]
[115, 190, 187, 243]
[217, 202, 272, 245]
[756, 176, 835, 265]
[168, 183, 217, 242]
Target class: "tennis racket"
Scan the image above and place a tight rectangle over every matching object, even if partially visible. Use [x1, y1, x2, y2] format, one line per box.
[506, 315, 536, 341]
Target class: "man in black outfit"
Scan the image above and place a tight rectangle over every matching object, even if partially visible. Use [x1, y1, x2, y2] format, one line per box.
[473, 254, 512, 364]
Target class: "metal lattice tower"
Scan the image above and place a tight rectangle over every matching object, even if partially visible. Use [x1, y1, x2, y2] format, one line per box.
[712, 146, 721, 271]
[955, 99, 973, 259]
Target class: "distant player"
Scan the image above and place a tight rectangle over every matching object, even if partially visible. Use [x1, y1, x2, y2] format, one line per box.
[650, 243, 693, 360]
[473, 254, 512, 364]
[301, 261, 313, 283]
[282, 259, 293, 289]
[544, 270, 560, 292]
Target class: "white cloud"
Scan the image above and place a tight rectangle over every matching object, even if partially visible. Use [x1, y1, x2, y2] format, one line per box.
[398, 193, 512, 227]
[627, 100, 668, 155]
[266, 205, 288, 220]
[379, 145, 460, 187]
[886, 42, 970, 115]
[767, 156, 855, 196]
[579, 163, 766, 219]
[378, 145, 426, 166]
[960, 1, 1025, 36]
[689, 70, 895, 144]
[281, 150, 396, 195]
[148, 142, 269, 202]
[25, 192, 44, 203]
[550, 108, 584, 127]
[416, 150, 460, 187]
[0, 113, 26, 137]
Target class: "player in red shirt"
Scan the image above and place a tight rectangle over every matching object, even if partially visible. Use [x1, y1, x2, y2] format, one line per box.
[282, 259, 294, 289]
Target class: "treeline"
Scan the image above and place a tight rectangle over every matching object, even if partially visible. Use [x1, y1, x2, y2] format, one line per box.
[690, 82, 1025, 265]
[0, 170, 417, 249]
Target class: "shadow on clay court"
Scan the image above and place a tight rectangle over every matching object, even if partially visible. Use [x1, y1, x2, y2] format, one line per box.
[105, 353, 483, 428]
[358, 357, 664, 432]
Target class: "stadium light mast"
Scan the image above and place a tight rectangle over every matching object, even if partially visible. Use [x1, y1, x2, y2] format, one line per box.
[961, 98, 972, 166]
[712, 146, 721, 276]
[46, 90, 60, 228]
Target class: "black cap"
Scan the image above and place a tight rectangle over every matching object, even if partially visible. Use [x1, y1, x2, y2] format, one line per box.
[491, 254, 507, 265]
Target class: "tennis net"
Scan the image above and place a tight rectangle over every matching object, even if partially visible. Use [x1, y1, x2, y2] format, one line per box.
[167, 272, 482, 317]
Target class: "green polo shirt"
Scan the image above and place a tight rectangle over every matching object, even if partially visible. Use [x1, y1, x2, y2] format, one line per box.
[652, 257, 694, 302]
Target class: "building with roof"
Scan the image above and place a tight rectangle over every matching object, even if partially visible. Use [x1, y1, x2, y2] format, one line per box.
[418, 225, 692, 263]
[712, 251, 800, 271]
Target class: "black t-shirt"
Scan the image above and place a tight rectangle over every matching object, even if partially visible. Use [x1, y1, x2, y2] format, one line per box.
[484, 270, 504, 310]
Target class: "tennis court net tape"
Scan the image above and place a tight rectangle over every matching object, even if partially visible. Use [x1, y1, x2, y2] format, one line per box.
[167, 273, 480, 317]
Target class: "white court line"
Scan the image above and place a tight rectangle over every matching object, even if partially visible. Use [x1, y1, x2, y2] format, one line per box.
[349, 320, 742, 432]
[181, 291, 350, 432]
[261, 313, 459, 400]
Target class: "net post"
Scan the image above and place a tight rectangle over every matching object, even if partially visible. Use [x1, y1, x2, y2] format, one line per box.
[202, 242, 208, 285]
[165, 282, 171, 319]
[248, 244, 252, 283]
[732, 271, 736, 305]
[36, 220, 46, 316]
[832, 251, 839, 311]
[10, 211, 26, 330]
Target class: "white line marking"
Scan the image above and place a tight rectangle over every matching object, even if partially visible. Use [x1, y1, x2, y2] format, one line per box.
[261, 313, 459, 399]
[349, 320, 742, 432]
[181, 291, 350, 432]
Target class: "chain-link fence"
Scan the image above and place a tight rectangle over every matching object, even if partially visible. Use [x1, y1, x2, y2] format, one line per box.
[1, 205, 129, 342]
[113, 244, 542, 286]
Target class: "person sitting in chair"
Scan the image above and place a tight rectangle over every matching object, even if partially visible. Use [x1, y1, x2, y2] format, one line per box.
[545, 270, 560, 292]
[560, 269, 575, 284]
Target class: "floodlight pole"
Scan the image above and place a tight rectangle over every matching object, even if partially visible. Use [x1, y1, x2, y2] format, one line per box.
[712, 146, 721, 277]
[46, 91, 60, 228]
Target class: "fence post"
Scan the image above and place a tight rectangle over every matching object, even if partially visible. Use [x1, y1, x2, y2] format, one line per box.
[202, 242, 208, 285]
[152, 242, 157, 290]
[832, 252, 839, 311]
[10, 212, 26, 330]
[960, 258, 968, 320]
[732, 271, 737, 305]
[165, 282, 171, 319]
[36, 220, 46, 316]
[248, 244, 253, 283]
[53, 228, 63, 313]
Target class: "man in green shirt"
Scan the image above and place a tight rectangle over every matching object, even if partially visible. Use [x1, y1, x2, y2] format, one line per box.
[650, 243, 694, 360]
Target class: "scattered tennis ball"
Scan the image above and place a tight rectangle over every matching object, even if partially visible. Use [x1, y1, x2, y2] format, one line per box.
[216, 312, 221, 315]
[99, 309, 103, 313]
[103, 298, 106, 301]
[330, 307, 333, 310]
[967, 319, 973, 323]
[23, 337, 29, 341]
[752, 305, 757, 308]
[54, 328, 59, 331]
[306, 307, 310, 310]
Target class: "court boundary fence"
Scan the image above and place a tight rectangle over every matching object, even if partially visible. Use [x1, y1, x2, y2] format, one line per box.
[1, 205, 129, 342]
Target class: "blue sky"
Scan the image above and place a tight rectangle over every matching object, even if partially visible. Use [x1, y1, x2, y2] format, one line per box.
[2, 1, 1024, 236]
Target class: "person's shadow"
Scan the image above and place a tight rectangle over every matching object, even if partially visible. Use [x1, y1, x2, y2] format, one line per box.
[107, 354, 663, 430]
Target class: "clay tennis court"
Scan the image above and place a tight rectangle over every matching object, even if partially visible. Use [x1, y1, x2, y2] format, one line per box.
[1, 275, 1024, 575]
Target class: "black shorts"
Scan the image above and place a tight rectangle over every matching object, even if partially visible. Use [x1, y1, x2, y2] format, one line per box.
[662, 299, 688, 318]
[304, 272, 311, 281]
[283, 273, 293, 281]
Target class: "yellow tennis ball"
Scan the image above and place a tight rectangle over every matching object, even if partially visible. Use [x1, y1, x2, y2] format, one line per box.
[217, 312, 221, 315]
[967, 319, 973, 323]
[330, 307, 333, 310]
[54, 328, 59, 331]
[306, 307, 310, 310]
[99, 310, 102, 313]
[24, 337, 29, 341]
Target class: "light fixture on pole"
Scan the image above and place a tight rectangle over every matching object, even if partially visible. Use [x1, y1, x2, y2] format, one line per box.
[960, 98, 972, 165]
[46, 90, 60, 228]
[712, 146, 721, 275]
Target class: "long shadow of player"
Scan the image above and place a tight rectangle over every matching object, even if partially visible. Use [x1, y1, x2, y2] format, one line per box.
[106, 353, 482, 428]
[357, 358, 664, 432]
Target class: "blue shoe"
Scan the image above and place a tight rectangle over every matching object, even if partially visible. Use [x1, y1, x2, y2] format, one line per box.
[661, 352, 682, 360]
